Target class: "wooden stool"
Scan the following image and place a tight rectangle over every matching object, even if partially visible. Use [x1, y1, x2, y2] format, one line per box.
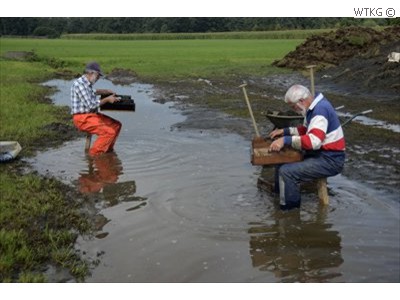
[316, 177, 329, 205]
[257, 170, 329, 205]
[84, 133, 92, 152]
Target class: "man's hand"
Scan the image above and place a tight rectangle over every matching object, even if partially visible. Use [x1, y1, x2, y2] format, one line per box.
[269, 128, 284, 139]
[100, 94, 120, 106]
[106, 94, 120, 104]
[269, 137, 284, 152]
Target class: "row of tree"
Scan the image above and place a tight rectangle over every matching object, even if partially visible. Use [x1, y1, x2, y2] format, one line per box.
[0, 17, 396, 37]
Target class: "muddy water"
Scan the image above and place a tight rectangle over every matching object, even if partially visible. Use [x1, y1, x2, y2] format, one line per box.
[29, 79, 399, 282]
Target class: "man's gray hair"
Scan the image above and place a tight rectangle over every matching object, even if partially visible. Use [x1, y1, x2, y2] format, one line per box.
[284, 85, 311, 104]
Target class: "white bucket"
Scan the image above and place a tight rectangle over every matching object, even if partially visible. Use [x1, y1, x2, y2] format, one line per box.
[0, 141, 22, 162]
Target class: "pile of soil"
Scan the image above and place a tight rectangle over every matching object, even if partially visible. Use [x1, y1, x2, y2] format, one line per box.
[273, 26, 400, 96]
[3, 51, 37, 61]
[106, 68, 137, 85]
[320, 40, 400, 96]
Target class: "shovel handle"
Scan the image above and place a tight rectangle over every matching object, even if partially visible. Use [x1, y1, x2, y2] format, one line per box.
[240, 84, 260, 137]
[361, 109, 373, 115]
[341, 109, 373, 127]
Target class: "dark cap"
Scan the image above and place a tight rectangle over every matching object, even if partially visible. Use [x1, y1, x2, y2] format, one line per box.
[85, 61, 104, 76]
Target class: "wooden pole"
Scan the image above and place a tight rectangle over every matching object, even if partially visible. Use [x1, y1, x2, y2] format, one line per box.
[85, 133, 92, 152]
[317, 178, 329, 205]
[239, 83, 260, 137]
[306, 65, 317, 96]
[306, 65, 329, 205]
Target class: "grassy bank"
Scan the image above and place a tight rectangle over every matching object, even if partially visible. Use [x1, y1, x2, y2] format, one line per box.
[0, 58, 93, 282]
[0, 60, 69, 150]
[0, 173, 91, 282]
[0, 35, 303, 282]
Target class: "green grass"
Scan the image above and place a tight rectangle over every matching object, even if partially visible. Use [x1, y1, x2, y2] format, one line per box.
[0, 173, 91, 282]
[0, 60, 65, 148]
[0, 38, 302, 79]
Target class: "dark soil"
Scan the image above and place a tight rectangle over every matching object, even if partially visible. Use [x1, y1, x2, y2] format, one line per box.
[106, 68, 138, 85]
[3, 51, 37, 61]
[273, 26, 400, 98]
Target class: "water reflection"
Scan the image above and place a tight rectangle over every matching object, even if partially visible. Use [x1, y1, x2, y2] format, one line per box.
[78, 152, 142, 208]
[248, 207, 343, 282]
[79, 153, 123, 194]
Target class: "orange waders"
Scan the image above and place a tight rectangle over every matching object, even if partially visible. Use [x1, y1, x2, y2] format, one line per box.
[73, 113, 122, 156]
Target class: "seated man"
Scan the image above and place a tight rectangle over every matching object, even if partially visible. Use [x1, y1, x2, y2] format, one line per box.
[71, 61, 121, 156]
[269, 84, 345, 210]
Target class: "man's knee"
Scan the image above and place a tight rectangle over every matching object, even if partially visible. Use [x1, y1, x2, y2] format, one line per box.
[100, 126, 119, 138]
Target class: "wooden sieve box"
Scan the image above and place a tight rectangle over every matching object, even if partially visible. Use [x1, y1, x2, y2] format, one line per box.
[251, 139, 303, 166]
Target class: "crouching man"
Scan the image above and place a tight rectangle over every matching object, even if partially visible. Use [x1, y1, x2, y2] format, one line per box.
[269, 85, 345, 210]
[71, 61, 121, 156]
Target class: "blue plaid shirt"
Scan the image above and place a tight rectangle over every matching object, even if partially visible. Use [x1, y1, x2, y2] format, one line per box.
[71, 75, 99, 114]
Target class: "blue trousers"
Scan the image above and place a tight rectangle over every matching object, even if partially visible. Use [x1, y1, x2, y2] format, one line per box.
[275, 151, 345, 207]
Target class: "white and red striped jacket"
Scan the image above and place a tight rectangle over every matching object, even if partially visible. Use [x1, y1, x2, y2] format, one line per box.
[283, 93, 345, 152]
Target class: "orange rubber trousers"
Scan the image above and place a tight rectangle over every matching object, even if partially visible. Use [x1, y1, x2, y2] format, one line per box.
[73, 113, 122, 156]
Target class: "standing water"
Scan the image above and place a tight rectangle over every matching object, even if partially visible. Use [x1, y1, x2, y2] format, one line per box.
[28, 79, 399, 282]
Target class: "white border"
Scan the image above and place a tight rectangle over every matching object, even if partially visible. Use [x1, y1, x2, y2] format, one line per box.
[1, 1, 399, 17]
[2, 283, 399, 300]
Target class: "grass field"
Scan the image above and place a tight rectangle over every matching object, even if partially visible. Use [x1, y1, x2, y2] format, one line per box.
[0, 34, 304, 282]
[0, 38, 302, 79]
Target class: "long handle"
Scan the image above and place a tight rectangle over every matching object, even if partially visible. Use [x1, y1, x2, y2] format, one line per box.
[341, 109, 373, 127]
[239, 84, 260, 137]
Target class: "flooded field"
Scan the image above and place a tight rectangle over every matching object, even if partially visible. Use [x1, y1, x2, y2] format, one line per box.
[28, 79, 399, 282]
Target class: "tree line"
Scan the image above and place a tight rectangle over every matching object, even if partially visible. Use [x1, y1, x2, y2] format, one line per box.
[0, 17, 396, 38]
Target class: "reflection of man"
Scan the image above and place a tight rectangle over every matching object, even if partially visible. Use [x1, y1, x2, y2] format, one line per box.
[78, 152, 122, 194]
[248, 207, 343, 282]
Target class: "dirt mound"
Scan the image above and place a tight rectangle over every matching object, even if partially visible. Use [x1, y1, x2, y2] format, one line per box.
[273, 26, 400, 97]
[273, 26, 400, 70]
[320, 40, 400, 96]
[3, 51, 37, 61]
[106, 68, 138, 85]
